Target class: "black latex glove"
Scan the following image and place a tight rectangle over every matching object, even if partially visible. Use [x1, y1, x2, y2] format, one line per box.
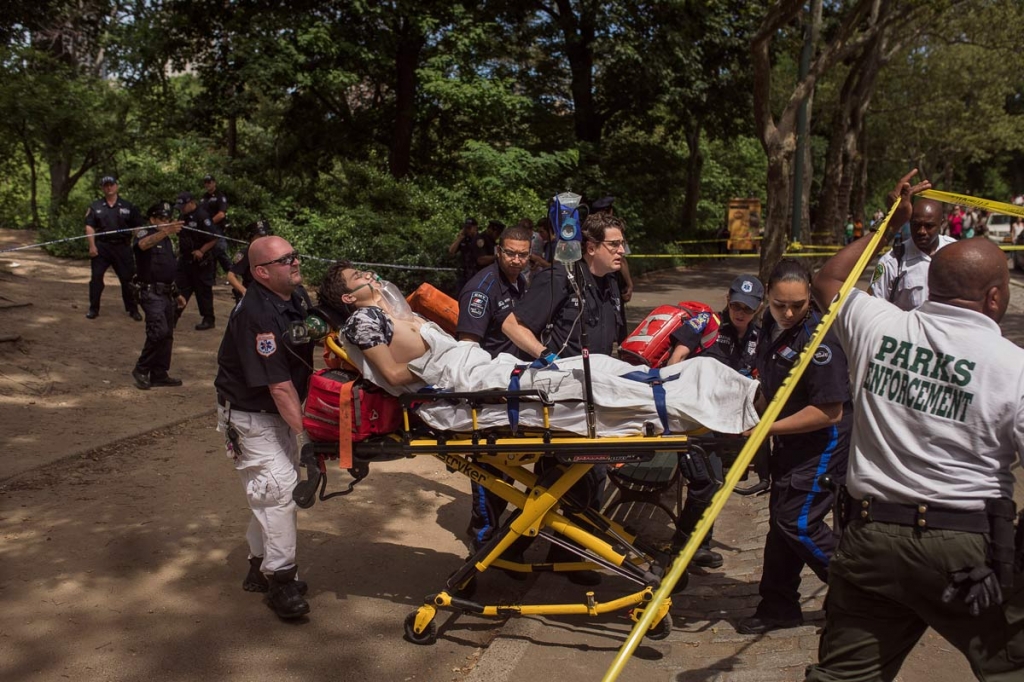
[941, 566, 1003, 617]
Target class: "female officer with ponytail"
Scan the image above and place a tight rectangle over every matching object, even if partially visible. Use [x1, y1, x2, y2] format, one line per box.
[737, 259, 853, 635]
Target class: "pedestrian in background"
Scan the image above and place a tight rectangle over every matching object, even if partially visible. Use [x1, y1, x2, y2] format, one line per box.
[131, 201, 184, 390]
[83, 176, 144, 321]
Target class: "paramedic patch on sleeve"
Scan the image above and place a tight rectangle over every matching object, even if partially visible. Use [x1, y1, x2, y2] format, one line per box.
[870, 263, 884, 284]
[256, 332, 277, 357]
[468, 291, 488, 319]
[687, 312, 710, 332]
[812, 344, 833, 366]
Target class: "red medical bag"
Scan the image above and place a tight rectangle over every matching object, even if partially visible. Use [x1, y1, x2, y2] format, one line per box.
[619, 301, 718, 368]
[303, 368, 403, 443]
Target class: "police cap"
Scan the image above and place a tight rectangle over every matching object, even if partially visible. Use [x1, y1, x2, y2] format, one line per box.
[148, 201, 173, 219]
[203, 174, 216, 183]
[247, 219, 272, 239]
[174, 191, 194, 208]
[100, 175, 118, 187]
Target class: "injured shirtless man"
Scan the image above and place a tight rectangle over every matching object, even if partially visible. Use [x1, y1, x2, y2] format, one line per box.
[317, 261, 761, 437]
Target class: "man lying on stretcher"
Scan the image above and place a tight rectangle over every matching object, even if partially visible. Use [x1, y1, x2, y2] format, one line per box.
[317, 262, 761, 438]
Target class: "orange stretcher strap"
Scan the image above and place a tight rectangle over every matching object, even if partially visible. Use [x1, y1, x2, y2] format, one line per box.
[338, 380, 354, 469]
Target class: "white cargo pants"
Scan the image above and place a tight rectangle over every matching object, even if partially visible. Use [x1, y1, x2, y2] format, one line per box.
[218, 405, 300, 574]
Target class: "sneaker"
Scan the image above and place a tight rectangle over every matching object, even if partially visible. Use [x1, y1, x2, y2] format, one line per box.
[736, 614, 803, 635]
[85, 309, 99, 319]
[128, 310, 143, 321]
[150, 376, 183, 387]
[131, 368, 150, 390]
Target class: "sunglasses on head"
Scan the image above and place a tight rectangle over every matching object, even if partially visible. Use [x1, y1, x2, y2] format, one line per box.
[257, 251, 300, 267]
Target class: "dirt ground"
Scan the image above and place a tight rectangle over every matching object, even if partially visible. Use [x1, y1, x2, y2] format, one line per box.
[1, 228, 1022, 681]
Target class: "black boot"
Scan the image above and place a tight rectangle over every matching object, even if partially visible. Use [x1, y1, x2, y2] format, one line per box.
[195, 317, 215, 331]
[268, 566, 310, 619]
[243, 556, 269, 593]
[244, 557, 308, 595]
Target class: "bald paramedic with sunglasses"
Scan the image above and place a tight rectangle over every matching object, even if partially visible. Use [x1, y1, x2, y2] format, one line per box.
[214, 236, 316, 621]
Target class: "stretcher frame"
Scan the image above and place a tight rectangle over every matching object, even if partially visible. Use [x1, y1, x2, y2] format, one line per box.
[297, 362, 698, 645]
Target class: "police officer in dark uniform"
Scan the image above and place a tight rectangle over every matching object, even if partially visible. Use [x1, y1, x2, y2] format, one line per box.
[227, 219, 272, 303]
[737, 259, 852, 635]
[665, 275, 765, 569]
[448, 217, 482, 294]
[457, 225, 532, 562]
[84, 175, 144, 320]
[131, 202, 185, 390]
[200, 174, 233, 274]
[500, 211, 627, 585]
[174, 191, 219, 330]
[215, 235, 315, 620]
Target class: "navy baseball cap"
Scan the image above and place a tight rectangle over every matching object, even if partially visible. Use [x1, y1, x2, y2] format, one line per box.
[203, 174, 215, 182]
[100, 175, 118, 186]
[591, 196, 615, 211]
[464, 217, 478, 226]
[728, 275, 764, 309]
[174, 191, 194, 208]
[148, 201, 173, 219]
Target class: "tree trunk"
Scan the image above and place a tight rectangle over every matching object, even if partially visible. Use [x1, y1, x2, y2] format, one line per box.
[227, 115, 238, 159]
[388, 19, 424, 179]
[552, 0, 601, 145]
[852, 126, 868, 220]
[761, 136, 796, 285]
[48, 156, 72, 224]
[20, 129, 40, 229]
[680, 124, 703, 234]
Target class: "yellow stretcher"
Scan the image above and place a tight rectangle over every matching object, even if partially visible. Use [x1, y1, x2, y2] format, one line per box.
[296, 336, 714, 645]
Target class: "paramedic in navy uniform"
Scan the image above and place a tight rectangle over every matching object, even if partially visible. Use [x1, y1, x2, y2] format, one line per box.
[131, 202, 184, 391]
[83, 175, 144, 320]
[502, 211, 624, 359]
[500, 211, 625, 585]
[737, 258, 853, 635]
[215, 235, 315, 620]
[665, 274, 764, 569]
[805, 171, 1024, 681]
[456, 224, 532, 560]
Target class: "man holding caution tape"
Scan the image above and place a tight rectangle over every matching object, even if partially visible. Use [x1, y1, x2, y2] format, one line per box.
[805, 171, 1024, 681]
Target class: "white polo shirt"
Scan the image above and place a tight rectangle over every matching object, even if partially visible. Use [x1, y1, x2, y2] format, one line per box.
[869, 235, 956, 311]
[834, 289, 1024, 510]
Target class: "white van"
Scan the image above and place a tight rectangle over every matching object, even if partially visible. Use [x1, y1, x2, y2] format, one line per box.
[986, 213, 1014, 244]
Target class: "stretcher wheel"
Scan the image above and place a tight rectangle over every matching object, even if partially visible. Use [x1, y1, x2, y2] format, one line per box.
[646, 613, 673, 641]
[404, 611, 438, 645]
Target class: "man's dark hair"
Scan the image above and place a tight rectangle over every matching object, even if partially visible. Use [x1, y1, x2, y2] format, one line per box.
[581, 212, 626, 244]
[498, 226, 533, 245]
[318, 260, 355, 318]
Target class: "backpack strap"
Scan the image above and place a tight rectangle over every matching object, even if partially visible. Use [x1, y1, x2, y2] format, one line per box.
[338, 380, 355, 469]
[888, 235, 907, 303]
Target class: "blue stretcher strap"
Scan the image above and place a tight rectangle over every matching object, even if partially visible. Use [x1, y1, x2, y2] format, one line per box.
[507, 365, 527, 433]
[622, 368, 678, 435]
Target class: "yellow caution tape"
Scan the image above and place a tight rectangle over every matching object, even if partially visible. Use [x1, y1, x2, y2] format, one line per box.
[603, 198, 903, 681]
[920, 189, 1024, 219]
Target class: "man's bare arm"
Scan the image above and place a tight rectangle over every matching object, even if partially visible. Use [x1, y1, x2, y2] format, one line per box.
[501, 313, 547, 359]
[362, 344, 421, 386]
[268, 380, 305, 434]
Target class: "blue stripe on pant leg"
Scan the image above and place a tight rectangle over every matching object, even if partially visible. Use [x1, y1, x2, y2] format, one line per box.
[797, 425, 838, 566]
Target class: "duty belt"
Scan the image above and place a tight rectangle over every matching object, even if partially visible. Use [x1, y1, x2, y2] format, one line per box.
[217, 394, 271, 414]
[141, 282, 176, 295]
[846, 496, 990, 534]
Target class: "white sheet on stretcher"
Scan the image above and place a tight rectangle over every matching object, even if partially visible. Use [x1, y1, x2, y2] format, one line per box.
[342, 322, 760, 437]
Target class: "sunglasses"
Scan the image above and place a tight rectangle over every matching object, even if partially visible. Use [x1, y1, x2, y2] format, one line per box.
[257, 251, 300, 267]
[498, 246, 530, 261]
[728, 301, 757, 315]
